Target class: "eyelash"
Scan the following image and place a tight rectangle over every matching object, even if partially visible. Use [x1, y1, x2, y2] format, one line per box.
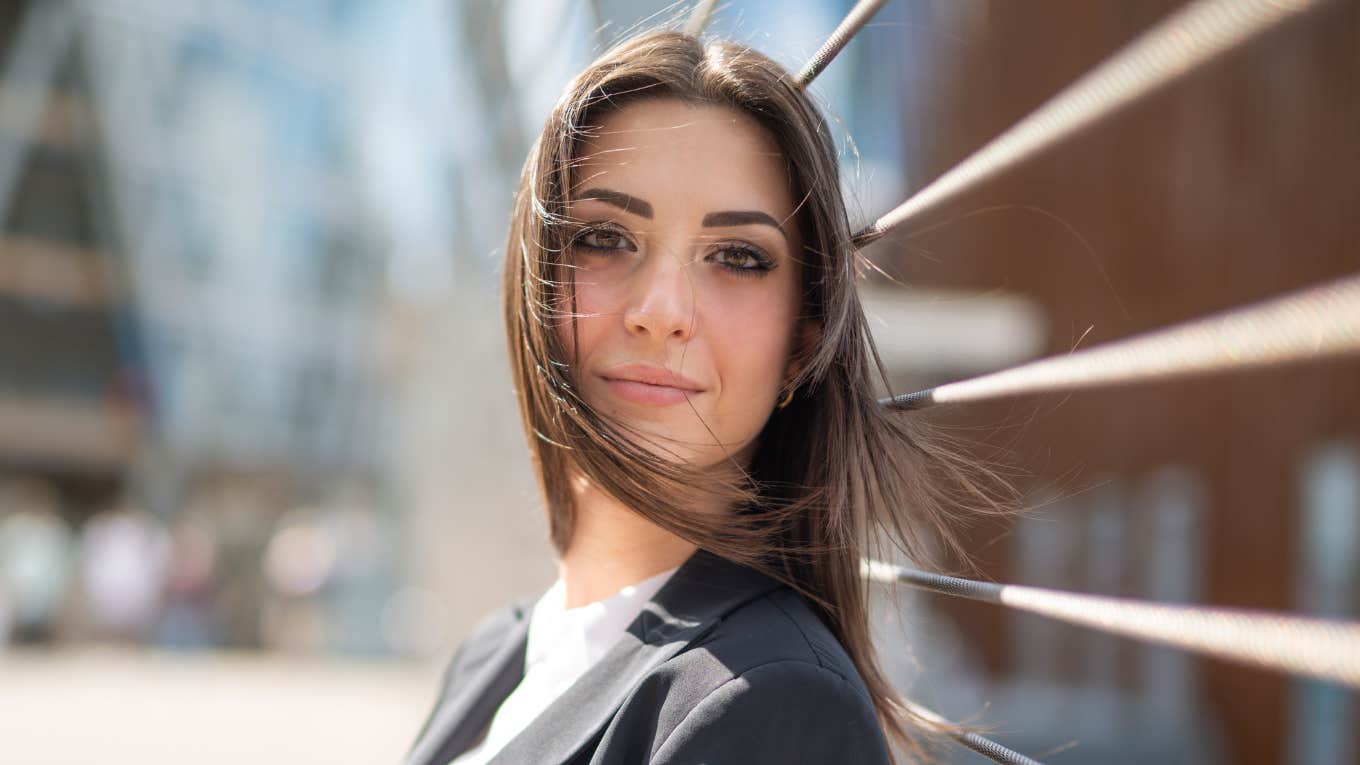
[571, 224, 636, 254]
[569, 224, 776, 278]
[708, 243, 775, 277]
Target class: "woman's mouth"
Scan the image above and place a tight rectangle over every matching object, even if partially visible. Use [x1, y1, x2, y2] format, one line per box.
[598, 364, 705, 407]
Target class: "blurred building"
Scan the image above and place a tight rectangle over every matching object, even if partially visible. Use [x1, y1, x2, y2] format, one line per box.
[0, 1, 140, 523]
[0, 0, 552, 655]
[865, 2, 1360, 764]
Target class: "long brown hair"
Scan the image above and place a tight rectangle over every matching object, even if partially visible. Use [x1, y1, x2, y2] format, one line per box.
[502, 29, 1012, 762]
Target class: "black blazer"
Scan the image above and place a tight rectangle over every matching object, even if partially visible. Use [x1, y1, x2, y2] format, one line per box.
[402, 548, 895, 764]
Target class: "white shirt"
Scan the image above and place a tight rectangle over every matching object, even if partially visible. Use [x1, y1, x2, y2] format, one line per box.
[447, 565, 681, 765]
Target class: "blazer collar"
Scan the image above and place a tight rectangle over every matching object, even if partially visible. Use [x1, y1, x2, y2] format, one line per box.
[406, 547, 783, 765]
[404, 597, 532, 765]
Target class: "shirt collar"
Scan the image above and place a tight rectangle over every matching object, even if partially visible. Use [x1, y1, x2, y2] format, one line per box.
[526, 564, 681, 669]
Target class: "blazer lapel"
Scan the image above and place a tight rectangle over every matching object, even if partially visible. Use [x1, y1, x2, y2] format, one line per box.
[404, 602, 531, 765]
[488, 548, 783, 765]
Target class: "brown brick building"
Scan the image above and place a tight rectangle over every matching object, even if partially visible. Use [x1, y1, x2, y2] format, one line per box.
[871, 2, 1359, 762]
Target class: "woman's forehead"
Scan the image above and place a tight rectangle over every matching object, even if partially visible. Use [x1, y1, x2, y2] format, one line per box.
[569, 98, 795, 217]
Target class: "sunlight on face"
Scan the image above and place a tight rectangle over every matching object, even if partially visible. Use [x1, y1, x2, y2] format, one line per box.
[559, 98, 806, 466]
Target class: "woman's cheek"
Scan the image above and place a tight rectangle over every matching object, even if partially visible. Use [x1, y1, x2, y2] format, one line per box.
[552, 276, 608, 368]
[565, 285, 604, 358]
[706, 297, 793, 410]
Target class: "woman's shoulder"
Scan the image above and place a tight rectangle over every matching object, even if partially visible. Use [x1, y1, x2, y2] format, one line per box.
[658, 584, 874, 702]
[431, 592, 536, 691]
[609, 585, 892, 764]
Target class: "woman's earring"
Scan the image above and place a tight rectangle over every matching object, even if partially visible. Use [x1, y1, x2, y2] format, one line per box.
[776, 387, 795, 410]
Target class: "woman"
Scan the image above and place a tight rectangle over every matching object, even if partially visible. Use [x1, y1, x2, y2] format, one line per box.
[404, 29, 1008, 765]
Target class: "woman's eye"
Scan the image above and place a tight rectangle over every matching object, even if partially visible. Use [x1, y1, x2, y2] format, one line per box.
[574, 227, 634, 252]
[711, 246, 774, 276]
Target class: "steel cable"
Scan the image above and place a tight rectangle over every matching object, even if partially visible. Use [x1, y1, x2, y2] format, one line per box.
[852, 0, 1327, 246]
[682, 0, 719, 36]
[794, 0, 888, 88]
[863, 559, 1360, 688]
[906, 701, 1047, 765]
[881, 273, 1360, 411]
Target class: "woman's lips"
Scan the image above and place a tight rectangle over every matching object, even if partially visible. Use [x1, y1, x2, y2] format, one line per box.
[599, 364, 704, 407]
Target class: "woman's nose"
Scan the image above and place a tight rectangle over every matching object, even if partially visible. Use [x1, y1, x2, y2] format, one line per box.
[622, 248, 694, 343]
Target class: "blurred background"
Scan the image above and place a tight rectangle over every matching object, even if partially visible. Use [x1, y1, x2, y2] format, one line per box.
[0, 1, 1355, 763]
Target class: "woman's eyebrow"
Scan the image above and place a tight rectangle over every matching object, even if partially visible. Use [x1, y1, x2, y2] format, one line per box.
[575, 188, 788, 242]
[576, 187, 653, 218]
[703, 210, 788, 241]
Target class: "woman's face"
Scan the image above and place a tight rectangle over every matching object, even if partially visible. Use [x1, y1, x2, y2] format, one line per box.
[559, 97, 807, 467]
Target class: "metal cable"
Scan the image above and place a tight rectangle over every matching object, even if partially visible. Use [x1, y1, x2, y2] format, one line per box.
[794, 0, 888, 88]
[852, 0, 1327, 246]
[905, 700, 1047, 765]
[880, 273, 1360, 411]
[683, 0, 719, 37]
[791, 0, 1352, 755]
[862, 559, 1360, 688]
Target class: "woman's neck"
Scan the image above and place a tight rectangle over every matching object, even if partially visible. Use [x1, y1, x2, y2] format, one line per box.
[557, 479, 698, 610]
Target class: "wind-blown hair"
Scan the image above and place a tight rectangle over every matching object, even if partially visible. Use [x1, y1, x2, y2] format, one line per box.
[502, 29, 1011, 762]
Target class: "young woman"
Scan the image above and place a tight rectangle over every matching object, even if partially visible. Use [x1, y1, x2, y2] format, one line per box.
[404, 29, 1007, 765]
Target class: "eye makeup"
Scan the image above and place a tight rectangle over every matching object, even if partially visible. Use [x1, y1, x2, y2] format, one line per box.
[569, 222, 637, 255]
[707, 242, 776, 277]
[568, 220, 778, 279]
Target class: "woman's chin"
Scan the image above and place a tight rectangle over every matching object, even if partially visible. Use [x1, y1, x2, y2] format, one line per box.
[584, 399, 752, 466]
[613, 425, 745, 468]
